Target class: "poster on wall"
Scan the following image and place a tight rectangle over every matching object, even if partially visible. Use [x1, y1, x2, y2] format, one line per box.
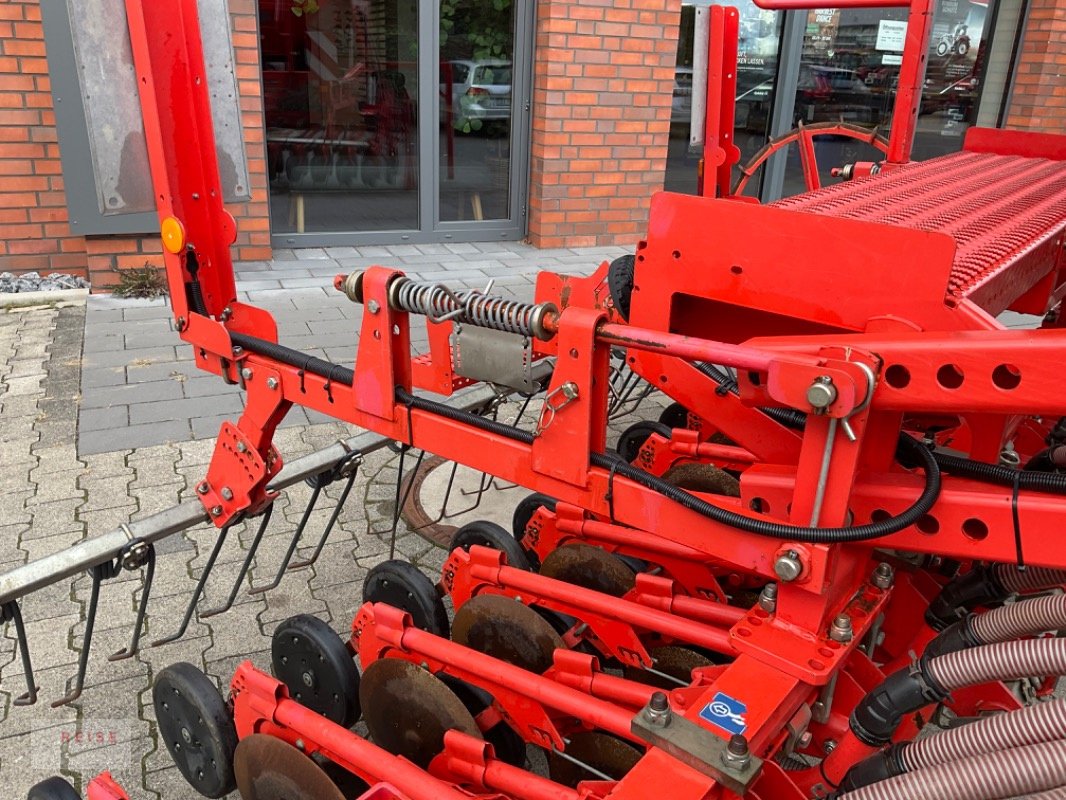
[925, 0, 986, 135]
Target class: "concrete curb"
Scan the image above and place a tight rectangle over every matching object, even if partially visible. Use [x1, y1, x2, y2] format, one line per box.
[0, 288, 89, 309]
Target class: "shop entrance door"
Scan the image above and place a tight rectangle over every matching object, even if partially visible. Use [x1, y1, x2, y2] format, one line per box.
[258, 0, 532, 247]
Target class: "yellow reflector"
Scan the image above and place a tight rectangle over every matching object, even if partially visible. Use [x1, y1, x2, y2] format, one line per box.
[161, 216, 186, 255]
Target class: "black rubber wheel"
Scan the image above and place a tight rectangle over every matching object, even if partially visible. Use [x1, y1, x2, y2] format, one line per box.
[271, 614, 361, 728]
[451, 520, 532, 571]
[27, 777, 81, 800]
[153, 662, 238, 799]
[607, 254, 636, 320]
[658, 402, 690, 430]
[616, 420, 672, 464]
[436, 674, 528, 767]
[363, 560, 449, 639]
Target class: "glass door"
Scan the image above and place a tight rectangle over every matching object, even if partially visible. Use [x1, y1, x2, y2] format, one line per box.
[665, 0, 784, 198]
[259, 0, 530, 245]
[261, 0, 420, 235]
[436, 0, 528, 232]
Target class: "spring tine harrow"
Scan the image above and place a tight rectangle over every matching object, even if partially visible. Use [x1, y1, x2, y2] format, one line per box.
[53, 558, 122, 707]
[1, 600, 39, 706]
[248, 484, 323, 595]
[153, 519, 240, 646]
[200, 506, 273, 618]
[288, 451, 363, 571]
[108, 541, 156, 661]
[389, 447, 426, 559]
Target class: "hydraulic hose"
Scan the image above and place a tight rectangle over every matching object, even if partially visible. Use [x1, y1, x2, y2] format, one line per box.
[1020, 789, 1066, 800]
[925, 593, 1066, 660]
[840, 697, 1066, 791]
[926, 564, 1066, 630]
[397, 387, 941, 544]
[836, 741, 1066, 800]
[933, 451, 1066, 493]
[850, 637, 1066, 747]
[211, 327, 942, 544]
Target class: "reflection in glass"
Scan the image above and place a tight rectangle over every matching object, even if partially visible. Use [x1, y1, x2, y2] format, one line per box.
[439, 0, 515, 222]
[781, 0, 997, 197]
[665, 1, 783, 198]
[260, 0, 419, 233]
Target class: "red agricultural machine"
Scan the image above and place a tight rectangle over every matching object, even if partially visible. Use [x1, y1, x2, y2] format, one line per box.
[4, 0, 1066, 798]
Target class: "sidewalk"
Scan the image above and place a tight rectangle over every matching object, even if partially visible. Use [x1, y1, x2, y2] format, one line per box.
[77, 242, 625, 455]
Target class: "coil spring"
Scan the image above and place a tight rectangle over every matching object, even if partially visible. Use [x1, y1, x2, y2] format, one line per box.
[391, 278, 556, 340]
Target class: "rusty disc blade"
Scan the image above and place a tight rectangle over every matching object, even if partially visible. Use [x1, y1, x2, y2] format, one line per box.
[451, 594, 564, 674]
[548, 731, 642, 787]
[359, 659, 480, 768]
[539, 543, 636, 597]
[234, 734, 346, 800]
[662, 462, 740, 496]
[623, 645, 717, 689]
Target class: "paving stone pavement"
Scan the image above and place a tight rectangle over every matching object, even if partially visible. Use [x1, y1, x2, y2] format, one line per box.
[0, 244, 639, 798]
[78, 242, 627, 456]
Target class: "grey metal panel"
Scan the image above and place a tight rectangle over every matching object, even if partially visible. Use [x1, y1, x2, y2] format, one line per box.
[197, 0, 252, 198]
[41, 0, 156, 235]
[42, 0, 250, 236]
[510, 0, 535, 236]
[761, 10, 804, 203]
[420, 0, 435, 233]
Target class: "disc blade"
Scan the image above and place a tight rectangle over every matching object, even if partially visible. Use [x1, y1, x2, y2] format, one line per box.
[451, 593, 564, 674]
[360, 659, 480, 768]
[234, 734, 346, 800]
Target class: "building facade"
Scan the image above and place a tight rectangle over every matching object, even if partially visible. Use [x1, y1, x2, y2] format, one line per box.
[0, 0, 1061, 284]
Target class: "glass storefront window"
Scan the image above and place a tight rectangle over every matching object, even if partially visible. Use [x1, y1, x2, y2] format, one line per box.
[781, 0, 999, 196]
[438, 0, 516, 222]
[260, 0, 419, 234]
[665, 1, 784, 198]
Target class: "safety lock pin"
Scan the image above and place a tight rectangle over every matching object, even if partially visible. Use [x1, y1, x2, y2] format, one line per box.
[534, 381, 580, 436]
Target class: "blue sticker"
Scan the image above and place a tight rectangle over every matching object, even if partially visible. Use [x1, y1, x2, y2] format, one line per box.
[698, 692, 748, 735]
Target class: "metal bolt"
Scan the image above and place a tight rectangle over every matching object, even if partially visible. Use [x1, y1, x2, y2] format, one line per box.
[368, 299, 381, 314]
[121, 541, 150, 571]
[561, 381, 579, 400]
[210, 505, 223, 517]
[999, 448, 1021, 468]
[236, 441, 247, 453]
[721, 734, 751, 769]
[873, 562, 894, 590]
[266, 377, 279, 390]
[643, 691, 671, 727]
[806, 375, 838, 411]
[240, 367, 253, 380]
[302, 671, 314, 687]
[823, 739, 837, 754]
[181, 727, 192, 743]
[221, 487, 234, 501]
[176, 316, 186, 331]
[197, 481, 210, 495]
[758, 582, 778, 613]
[774, 550, 803, 582]
[295, 738, 305, 751]
[830, 613, 854, 643]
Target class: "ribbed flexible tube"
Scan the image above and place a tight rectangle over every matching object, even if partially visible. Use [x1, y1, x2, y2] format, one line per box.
[970, 594, 1066, 645]
[1018, 788, 1066, 800]
[934, 451, 1066, 493]
[927, 637, 1066, 691]
[837, 741, 1066, 800]
[900, 697, 1066, 773]
[994, 565, 1066, 594]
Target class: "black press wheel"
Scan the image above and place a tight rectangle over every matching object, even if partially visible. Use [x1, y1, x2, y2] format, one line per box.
[658, 402, 691, 431]
[616, 420, 672, 464]
[510, 493, 558, 570]
[363, 560, 449, 639]
[153, 662, 238, 799]
[450, 520, 532, 571]
[607, 254, 636, 320]
[271, 614, 361, 728]
[27, 777, 81, 800]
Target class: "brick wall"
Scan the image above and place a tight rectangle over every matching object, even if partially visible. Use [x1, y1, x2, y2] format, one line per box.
[1006, 0, 1066, 130]
[527, 0, 682, 249]
[0, 0, 270, 286]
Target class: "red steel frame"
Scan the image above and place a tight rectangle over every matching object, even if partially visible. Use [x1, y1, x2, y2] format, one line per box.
[124, 0, 1066, 798]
